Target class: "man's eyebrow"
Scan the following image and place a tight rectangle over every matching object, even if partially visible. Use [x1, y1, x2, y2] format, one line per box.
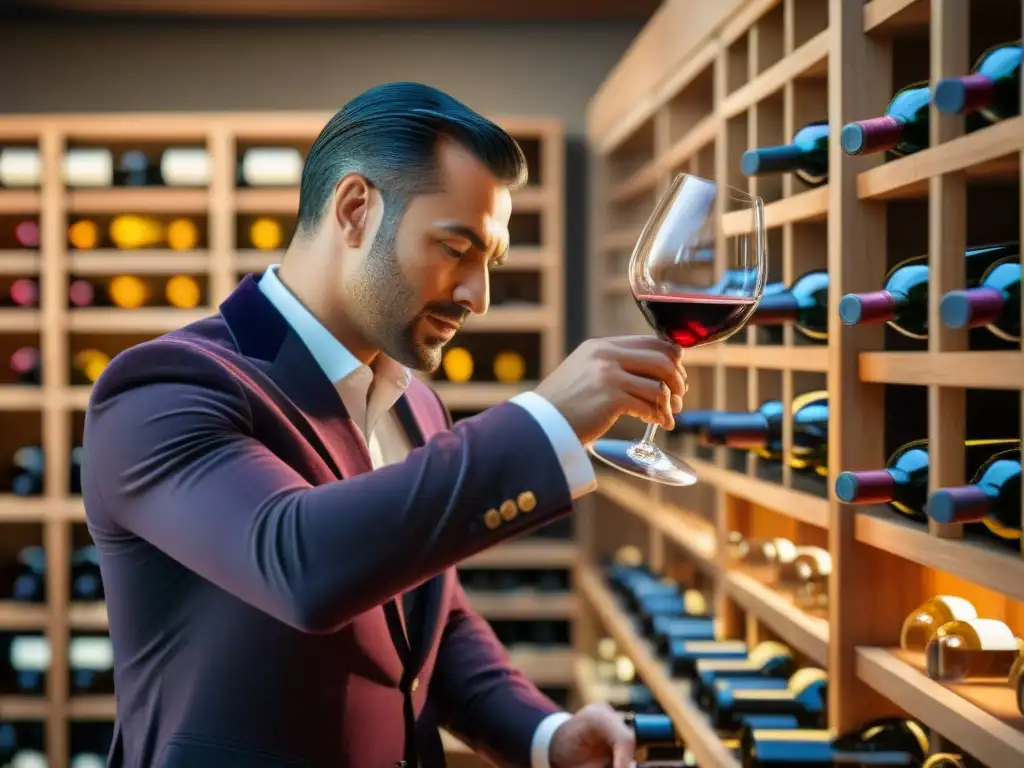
[437, 222, 508, 260]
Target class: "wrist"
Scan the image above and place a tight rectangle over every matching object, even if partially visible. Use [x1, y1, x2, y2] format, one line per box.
[531, 711, 573, 768]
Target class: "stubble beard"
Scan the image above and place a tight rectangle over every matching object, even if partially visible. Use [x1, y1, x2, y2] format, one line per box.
[351, 221, 443, 373]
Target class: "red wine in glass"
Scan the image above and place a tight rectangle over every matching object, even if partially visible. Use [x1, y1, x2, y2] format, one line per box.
[587, 173, 767, 486]
[636, 294, 759, 347]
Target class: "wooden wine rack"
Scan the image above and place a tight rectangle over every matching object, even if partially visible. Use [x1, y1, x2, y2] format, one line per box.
[0, 111, 572, 766]
[581, 0, 1024, 765]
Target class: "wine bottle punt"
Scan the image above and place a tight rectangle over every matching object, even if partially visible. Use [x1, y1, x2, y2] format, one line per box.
[841, 80, 932, 157]
[740, 121, 829, 187]
[927, 448, 1022, 539]
[899, 596, 979, 652]
[834, 438, 1021, 523]
[925, 618, 1022, 682]
[747, 269, 829, 342]
[838, 242, 1019, 339]
[940, 257, 1020, 342]
[933, 40, 1021, 122]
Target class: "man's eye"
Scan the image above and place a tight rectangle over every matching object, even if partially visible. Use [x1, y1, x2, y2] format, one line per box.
[442, 244, 466, 259]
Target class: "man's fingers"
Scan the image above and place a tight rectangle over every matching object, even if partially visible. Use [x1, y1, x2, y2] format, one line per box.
[615, 349, 687, 402]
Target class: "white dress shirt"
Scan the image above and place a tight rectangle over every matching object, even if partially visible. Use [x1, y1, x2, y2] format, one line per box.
[257, 265, 593, 768]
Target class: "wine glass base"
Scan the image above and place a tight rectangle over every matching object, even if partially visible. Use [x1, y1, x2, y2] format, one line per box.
[587, 439, 699, 487]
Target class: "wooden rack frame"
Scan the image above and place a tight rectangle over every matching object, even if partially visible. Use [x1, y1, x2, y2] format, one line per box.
[0, 111, 570, 766]
[582, 0, 1024, 765]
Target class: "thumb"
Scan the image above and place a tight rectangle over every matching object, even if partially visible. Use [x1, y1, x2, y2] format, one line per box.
[612, 735, 635, 768]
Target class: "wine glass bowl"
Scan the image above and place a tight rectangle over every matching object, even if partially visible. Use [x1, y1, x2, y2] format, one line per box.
[587, 173, 767, 486]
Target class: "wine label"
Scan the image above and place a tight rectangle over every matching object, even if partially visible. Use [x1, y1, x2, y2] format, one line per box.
[747, 729, 831, 742]
[69, 636, 114, 670]
[935, 595, 978, 621]
[681, 640, 746, 653]
[10, 636, 51, 671]
[732, 688, 796, 700]
[0, 147, 41, 187]
[963, 618, 1018, 649]
[64, 148, 113, 187]
[161, 147, 211, 186]
[241, 147, 303, 186]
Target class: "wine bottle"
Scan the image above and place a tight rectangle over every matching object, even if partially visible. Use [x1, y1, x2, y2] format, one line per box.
[707, 667, 827, 732]
[10, 546, 45, 603]
[70, 349, 111, 386]
[747, 269, 829, 341]
[838, 242, 1019, 339]
[670, 409, 720, 435]
[927, 448, 1021, 539]
[442, 347, 474, 383]
[1011, 651, 1024, 715]
[13, 219, 39, 249]
[70, 445, 83, 495]
[740, 121, 829, 187]
[703, 391, 829, 476]
[117, 150, 156, 187]
[68, 218, 101, 250]
[493, 350, 526, 384]
[841, 81, 931, 157]
[70, 275, 150, 309]
[165, 274, 202, 310]
[735, 537, 797, 569]
[64, 148, 113, 188]
[71, 545, 104, 602]
[0, 722, 48, 768]
[5, 634, 49, 694]
[693, 641, 795, 710]
[10, 346, 41, 386]
[835, 438, 1021, 524]
[740, 716, 929, 768]
[11, 446, 44, 497]
[69, 634, 115, 694]
[934, 41, 1021, 122]
[925, 618, 1022, 682]
[0, 147, 40, 188]
[623, 712, 681, 748]
[8, 278, 38, 308]
[900, 596, 979, 652]
[940, 257, 1020, 342]
[160, 147, 211, 187]
[667, 639, 748, 678]
[639, 589, 708, 636]
[776, 546, 831, 586]
[238, 147, 304, 187]
[651, 616, 717, 654]
[109, 214, 162, 250]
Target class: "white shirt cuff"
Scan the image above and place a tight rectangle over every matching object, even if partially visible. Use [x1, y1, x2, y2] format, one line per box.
[530, 711, 573, 768]
[509, 392, 598, 499]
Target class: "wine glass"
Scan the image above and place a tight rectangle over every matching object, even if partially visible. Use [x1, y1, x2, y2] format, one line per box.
[587, 173, 767, 486]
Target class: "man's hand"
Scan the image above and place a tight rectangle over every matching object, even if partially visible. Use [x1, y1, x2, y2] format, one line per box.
[548, 703, 636, 768]
[534, 336, 688, 446]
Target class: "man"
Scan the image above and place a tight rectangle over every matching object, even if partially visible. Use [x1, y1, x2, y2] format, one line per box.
[81, 82, 687, 768]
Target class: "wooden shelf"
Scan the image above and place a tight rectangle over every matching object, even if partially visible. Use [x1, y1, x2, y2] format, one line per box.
[724, 570, 829, 666]
[507, 647, 577, 686]
[67, 307, 209, 333]
[721, 30, 829, 118]
[721, 186, 829, 236]
[68, 602, 109, 631]
[685, 457, 830, 529]
[858, 351, 1024, 389]
[0, 308, 40, 332]
[461, 540, 577, 568]
[863, 0, 930, 34]
[0, 387, 47, 411]
[66, 187, 209, 214]
[428, 382, 535, 410]
[577, 563, 741, 768]
[0, 602, 50, 630]
[0, 190, 41, 214]
[661, 115, 719, 173]
[682, 343, 828, 372]
[857, 648, 1024, 768]
[0, 252, 40, 274]
[465, 591, 577, 620]
[0, 697, 49, 720]
[596, 471, 718, 570]
[854, 506, 1024, 604]
[67, 250, 211, 275]
[857, 118, 1024, 201]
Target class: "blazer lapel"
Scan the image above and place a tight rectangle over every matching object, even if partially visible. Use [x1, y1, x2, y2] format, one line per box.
[394, 393, 447, 676]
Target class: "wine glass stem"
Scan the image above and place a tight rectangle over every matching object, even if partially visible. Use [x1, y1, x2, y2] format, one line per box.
[640, 423, 659, 447]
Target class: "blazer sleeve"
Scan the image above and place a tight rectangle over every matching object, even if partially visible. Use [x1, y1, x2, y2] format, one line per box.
[428, 579, 561, 768]
[81, 338, 575, 635]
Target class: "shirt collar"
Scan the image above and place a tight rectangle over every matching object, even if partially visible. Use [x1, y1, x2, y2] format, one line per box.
[257, 264, 411, 433]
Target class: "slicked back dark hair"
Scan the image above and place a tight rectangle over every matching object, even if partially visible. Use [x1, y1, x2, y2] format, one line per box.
[296, 82, 529, 239]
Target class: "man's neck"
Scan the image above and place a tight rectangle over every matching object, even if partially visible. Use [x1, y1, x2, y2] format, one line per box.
[276, 250, 379, 367]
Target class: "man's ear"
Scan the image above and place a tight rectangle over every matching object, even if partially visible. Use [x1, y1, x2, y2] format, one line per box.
[333, 173, 374, 248]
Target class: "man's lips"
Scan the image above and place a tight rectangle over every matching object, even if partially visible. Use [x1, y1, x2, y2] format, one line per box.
[425, 315, 462, 335]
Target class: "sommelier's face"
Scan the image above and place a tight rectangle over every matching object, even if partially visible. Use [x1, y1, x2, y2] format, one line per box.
[334, 137, 512, 372]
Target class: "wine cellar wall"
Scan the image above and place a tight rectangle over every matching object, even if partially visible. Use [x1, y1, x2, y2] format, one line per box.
[583, 0, 1024, 766]
[0, 112, 572, 767]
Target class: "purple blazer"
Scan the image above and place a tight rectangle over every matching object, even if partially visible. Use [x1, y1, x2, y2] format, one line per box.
[80, 275, 574, 768]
